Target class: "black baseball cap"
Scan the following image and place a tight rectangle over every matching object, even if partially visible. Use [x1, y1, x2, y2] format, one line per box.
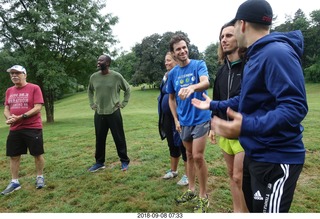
[230, 0, 273, 25]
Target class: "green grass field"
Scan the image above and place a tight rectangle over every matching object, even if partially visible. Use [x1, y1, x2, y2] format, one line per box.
[0, 84, 319, 213]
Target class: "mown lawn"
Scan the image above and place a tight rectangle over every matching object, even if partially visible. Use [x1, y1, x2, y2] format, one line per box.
[0, 84, 319, 214]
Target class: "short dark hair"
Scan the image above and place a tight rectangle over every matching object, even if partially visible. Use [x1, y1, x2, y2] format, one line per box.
[169, 34, 190, 52]
[99, 54, 112, 65]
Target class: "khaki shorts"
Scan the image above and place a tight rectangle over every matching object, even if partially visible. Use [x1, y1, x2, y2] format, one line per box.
[219, 136, 244, 155]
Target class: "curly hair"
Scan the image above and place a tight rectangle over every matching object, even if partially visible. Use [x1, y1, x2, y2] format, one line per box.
[169, 34, 190, 52]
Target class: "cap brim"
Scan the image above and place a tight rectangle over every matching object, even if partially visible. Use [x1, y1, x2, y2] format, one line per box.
[6, 65, 27, 74]
[229, 18, 237, 25]
[6, 68, 26, 74]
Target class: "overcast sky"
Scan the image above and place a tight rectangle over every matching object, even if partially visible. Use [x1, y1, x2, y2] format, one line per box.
[105, 0, 320, 53]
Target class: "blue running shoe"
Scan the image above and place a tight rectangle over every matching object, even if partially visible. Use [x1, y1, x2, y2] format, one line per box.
[177, 175, 189, 186]
[1, 182, 21, 195]
[163, 170, 178, 179]
[88, 163, 106, 172]
[36, 176, 45, 189]
[121, 162, 129, 171]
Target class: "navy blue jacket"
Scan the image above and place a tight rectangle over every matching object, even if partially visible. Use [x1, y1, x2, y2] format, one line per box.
[210, 30, 308, 164]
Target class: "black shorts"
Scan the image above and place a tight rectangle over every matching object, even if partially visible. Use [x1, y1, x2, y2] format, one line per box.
[242, 156, 303, 213]
[6, 129, 44, 156]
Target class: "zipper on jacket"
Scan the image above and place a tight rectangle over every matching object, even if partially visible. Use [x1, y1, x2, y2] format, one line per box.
[226, 60, 235, 121]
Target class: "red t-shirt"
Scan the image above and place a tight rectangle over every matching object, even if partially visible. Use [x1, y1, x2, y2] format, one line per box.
[5, 83, 44, 131]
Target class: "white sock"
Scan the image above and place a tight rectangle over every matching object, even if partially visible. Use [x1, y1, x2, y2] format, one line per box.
[11, 179, 19, 184]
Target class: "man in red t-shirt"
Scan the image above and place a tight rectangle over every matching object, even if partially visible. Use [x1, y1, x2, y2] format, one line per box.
[1, 65, 46, 195]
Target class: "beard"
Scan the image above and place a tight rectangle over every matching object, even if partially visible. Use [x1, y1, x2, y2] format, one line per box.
[224, 47, 238, 55]
[100, 63, 107, 71]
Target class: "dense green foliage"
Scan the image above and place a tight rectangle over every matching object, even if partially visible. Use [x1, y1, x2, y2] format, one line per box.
[125, 9, 320, 86]
[127, 31, 201, 87]
[0, 1, 319, 124]
[0, 0, 118, 122]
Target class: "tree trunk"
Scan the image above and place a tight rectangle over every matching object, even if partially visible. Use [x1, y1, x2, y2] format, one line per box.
[43, 89, 55, 123]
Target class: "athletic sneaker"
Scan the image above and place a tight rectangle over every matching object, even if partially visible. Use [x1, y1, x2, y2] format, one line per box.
[177, 175, 189, 186]
[1, 182, 21, 195]
[88, 163, 106, 172]
[121, 162, 129, 171]
[36, 176, 45, 189]
[175, 189, 197, 204]
[163, 170, 178, 179]
[193, 196, 209, 213]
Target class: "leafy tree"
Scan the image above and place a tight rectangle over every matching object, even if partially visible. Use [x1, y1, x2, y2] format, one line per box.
[304, 10, 320, 82]
[0, 50, 16, 102]
[130, 33, 162, 86]
[131, 31, 201, 87]
[0, 0, 118, 122]
[113, 51, 138, 83]
[310, 9, 320, 25]
[305, 61, 320, 82]
[203, 43, 219, 86]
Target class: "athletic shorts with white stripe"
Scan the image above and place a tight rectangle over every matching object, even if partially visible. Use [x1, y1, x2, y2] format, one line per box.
[242, 156, 303, 213]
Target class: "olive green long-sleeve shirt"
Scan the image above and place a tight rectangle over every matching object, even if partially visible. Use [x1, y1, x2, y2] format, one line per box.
[88, 70, 130, 115]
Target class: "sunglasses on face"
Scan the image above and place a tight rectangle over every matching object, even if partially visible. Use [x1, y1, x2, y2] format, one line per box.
[10, 72, 24, 75]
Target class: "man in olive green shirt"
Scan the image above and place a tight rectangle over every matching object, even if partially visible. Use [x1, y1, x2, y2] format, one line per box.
[88, 54, 131, 172]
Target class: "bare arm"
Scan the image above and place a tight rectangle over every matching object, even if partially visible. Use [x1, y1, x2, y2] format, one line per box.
[168, 93, 181, 133]
[4, 103, 42, 125]
[4, 105, 11, 121]
[23, 103, 43, 117]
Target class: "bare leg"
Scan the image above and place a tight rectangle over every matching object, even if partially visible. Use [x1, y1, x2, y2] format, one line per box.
[10, 156, 21, 179]
[34, 155, 45, 176]
[192, 135, 208, 198]
[223, 151, 248, 212]
[170, 156, 180, 172]
[183, 161, 188, 177]
[183, 141, 196, 192]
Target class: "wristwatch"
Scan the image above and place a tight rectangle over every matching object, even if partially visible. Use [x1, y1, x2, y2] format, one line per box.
[22, 114, 28, 119]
